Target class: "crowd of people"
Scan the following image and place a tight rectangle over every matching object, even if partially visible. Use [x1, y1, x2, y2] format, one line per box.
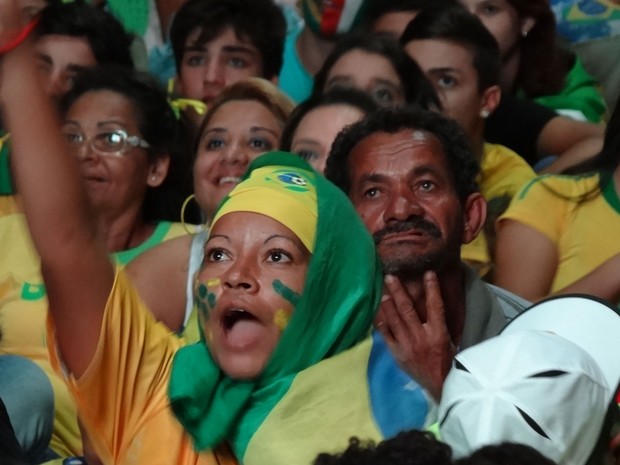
[0, 1, 618, 465]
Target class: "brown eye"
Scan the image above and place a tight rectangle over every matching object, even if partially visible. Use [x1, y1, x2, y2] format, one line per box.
[267, 249, 292, 263]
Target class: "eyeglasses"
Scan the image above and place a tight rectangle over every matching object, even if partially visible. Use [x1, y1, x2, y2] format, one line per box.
[61, 126, 150, 156]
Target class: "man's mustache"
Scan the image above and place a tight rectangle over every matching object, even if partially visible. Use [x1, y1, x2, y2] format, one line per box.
[373, 217, 442, 244]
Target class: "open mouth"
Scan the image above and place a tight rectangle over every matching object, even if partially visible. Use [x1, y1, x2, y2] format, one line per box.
[222, 309, 258, 331]
[221, 309, 263, 348]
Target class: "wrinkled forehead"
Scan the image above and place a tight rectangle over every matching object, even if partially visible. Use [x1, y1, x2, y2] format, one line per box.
[352, 129, 447, 162]
[347, 129, 456, 185]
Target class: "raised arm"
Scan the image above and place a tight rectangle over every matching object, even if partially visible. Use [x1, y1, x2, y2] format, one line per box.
[495, 219, 620, 302]
[0, 2, 114, 376]
[494, 219, 559, 301]
[537, 116, 604, 174]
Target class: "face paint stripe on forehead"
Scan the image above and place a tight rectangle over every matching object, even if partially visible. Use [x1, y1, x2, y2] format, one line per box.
[321, 0, 345, 36]
[304, 0, 366, 37]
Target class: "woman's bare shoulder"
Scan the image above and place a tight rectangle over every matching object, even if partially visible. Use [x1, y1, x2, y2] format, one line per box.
[126, 234, 194, 331]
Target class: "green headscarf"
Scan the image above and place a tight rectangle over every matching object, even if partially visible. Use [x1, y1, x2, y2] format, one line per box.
[168, 152, 382, 459]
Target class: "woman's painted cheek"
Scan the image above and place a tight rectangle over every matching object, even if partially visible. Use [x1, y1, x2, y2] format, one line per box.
[272, 279, 301, 306]
[194, 277, 220, 320]
[272, 280, 299, 332]
[273, 308, 291, 332]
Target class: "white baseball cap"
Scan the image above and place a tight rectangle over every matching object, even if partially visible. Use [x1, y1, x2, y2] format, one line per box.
[438, 295, 620, 465]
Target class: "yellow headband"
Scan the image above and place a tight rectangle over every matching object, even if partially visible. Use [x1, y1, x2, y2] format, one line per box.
[211, 166, 318, 252]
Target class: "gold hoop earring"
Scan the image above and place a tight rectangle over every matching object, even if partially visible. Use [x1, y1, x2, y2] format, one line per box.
[180, 194, 208, 234]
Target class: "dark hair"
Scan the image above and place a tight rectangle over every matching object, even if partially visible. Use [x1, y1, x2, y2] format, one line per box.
[455, 443, 557, 465]
[280, 87, 380, 154]
[314, 431, 453, 465]
[35, 0, 133, 68]
[401, 6, 501, 92]
[60, 66, 193, 222]
[311, 33, 441, 110]
[170, 0, 286, 80]
[326, 106, 479, 203]
[504, 0, 571, 98]
[363, 0, 457, 31]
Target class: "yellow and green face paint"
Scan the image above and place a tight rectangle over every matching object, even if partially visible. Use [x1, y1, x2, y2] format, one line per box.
[194, 278, 220, 320]
[272, 279, 301, 307]
[273, 309, 291, 332]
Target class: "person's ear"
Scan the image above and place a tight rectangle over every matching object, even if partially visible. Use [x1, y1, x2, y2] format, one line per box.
[479, 85, 501, 119]
[462, 192, 487, 244]
[269, 74, 279, 85]
[520, 16, 536, 38]
[146, 155, 170, 188]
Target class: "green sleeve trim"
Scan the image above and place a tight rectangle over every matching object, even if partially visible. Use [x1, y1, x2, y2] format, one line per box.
[113, 221, 173, 265]
[601, 172, 620, 215]
[517, 174, 554, 200]
[0, 133, 14, 195]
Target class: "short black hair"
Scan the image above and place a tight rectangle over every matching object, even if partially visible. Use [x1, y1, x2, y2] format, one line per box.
[455, 443, 557, 465]
[364, 0, 457, 29]
[314, 431, 453, 465]
[170, 0, 286, 80]
[280, 87, 380, 154]
[326, 106, 479, 203]
[311, 32, 440, 110]
[60, 66, 193, 223]
[401, 6, 501, 92]
[35, 0, 133, 68]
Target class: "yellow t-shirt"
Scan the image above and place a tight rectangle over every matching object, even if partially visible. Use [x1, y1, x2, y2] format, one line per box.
[0, 213, 188, 457]
[462, 143, 536, 274]
[499, 172, 620, 293]
[244, 338, 382, 465]
[47, 269, 237, 465]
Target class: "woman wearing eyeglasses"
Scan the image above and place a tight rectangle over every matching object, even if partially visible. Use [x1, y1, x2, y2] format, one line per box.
[0, 65, 191, 461]
[57, 65, 193, 254]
